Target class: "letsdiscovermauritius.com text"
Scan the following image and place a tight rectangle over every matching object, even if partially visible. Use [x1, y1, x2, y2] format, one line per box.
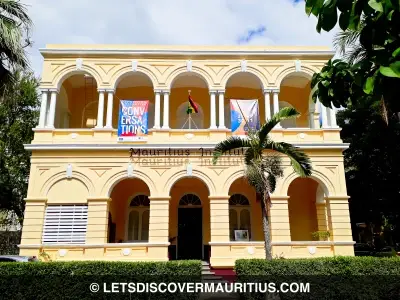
[129, 147, 245, 158]
[90, 282, 310, 294]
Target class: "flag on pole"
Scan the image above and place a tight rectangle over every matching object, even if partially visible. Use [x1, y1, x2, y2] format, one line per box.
[187, 90, 199, 114]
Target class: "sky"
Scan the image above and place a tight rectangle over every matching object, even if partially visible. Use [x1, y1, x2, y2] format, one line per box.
[23, 0, 338, 76]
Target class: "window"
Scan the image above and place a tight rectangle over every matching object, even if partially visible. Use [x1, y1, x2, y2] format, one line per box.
[42, 205, 88, 244]
[127, 195, 150, 242]
[229, 194, 251, 241]
[179, 194, 202, 206]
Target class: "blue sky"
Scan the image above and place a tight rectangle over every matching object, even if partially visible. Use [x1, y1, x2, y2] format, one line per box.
[23, 0, 336, 76]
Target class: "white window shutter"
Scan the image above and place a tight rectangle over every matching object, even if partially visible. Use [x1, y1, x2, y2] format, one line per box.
[42, 205, 88, 244]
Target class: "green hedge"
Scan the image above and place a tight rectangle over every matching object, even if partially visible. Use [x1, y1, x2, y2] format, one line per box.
[0, 260, 202, 299]
[235, 256, 400, 300]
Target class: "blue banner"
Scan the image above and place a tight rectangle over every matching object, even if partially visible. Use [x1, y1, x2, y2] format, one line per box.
[230, 99, 260, 135]
[117, 100, 149, 141]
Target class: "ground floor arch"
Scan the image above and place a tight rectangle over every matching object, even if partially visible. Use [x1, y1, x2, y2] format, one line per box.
[287, 177, 330, 241]
[108, 178, 151, 243]
[168, 177, 210, 260]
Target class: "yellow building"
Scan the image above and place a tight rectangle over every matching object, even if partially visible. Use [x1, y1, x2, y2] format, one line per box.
[19, 45, 354, 268]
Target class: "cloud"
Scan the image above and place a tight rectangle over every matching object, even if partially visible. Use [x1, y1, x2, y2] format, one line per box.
[237, 26, 267, 44]
[23, 0, 338, 77]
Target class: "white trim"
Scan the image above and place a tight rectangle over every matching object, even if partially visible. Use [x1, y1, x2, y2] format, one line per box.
[209, 241, 265, 246]
[19, 242, 170, 249]
[24, 143, 350, 151]
[208, 241, 355, 246]
[40, 48, 335, 57]
[273, 241, 355, 246]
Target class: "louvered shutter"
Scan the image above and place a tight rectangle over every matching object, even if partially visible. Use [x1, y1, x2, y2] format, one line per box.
[42, 205, 88, 244]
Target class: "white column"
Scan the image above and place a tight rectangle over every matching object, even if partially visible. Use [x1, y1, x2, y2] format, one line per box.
[329, 107, 338, 128]
[272, 89, 281, 128]
[38, 90, 48, 128]
[321, 101, 329, 128]
[95, 89, 105, 128]
[264, 89, 271, 121]
[218, 90, 225, 129]
[46, 89, 58, 129]
[105, 90, 114, 129]
[154, 90, 161, 129]
[210, 91, 217, 129]
[162, 90, 170, 129]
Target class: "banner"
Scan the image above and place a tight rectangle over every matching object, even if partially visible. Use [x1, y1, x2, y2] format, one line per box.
[230, 99, 260, 136]
[117, 100, 149, 141]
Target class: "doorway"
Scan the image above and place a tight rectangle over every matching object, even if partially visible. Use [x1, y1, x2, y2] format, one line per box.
[177, 207, 203, 260]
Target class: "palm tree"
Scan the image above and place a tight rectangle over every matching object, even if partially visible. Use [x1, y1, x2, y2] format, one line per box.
[0, 0, 33, 95]
[212, 107, 312, 260]
[333, 18, 366, 65]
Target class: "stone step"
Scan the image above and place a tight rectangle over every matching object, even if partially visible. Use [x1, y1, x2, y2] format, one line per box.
[201, 275, 224, 281]
[201, 270, 215, 275]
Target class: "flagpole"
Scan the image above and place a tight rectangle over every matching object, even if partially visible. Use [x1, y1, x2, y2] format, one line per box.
[188, 90, 191, 130]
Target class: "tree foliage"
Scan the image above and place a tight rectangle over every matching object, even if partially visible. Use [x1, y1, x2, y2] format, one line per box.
[0, 69, 39, 220]
[305, 0, 400, 122]
[0, 0, 33, 92]
[212, 107, 312, 259]
[337, 99, 400, 244]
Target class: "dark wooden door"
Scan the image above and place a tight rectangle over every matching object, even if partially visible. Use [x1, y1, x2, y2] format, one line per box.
[177, 208, 203, 260]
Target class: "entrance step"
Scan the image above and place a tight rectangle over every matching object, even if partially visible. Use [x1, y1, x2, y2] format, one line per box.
[199, 262, 239, 300]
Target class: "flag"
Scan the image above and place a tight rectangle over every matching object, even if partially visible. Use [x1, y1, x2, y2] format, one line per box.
[187, 94, 199, 114]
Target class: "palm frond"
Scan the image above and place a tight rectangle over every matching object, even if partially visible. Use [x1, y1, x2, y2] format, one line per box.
[258, 107, 300, 144]
[266, 174, 277, 194]
[262, 153, 284, 179]
[344, 45, 368, 65]
[243, 162, 267, 195]
[0, 0, 32, 25]
[212, 136, 251, 164]
[333, 30, 361, 56]
[265, 141, 312, 177]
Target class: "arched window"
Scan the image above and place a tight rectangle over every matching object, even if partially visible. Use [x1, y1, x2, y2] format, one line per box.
[229, 194, 251, 241]
[127, 195, 150, 242]
[179, 194, 202, 206]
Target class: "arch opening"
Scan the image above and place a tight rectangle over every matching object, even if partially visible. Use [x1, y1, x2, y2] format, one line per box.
[224, 72, 264, 130]
[287, 177, 331, 241]
[169, 177, 209, 260]
[55, 73, 99, 129]
[170, 73, 209, 129]
[279, 72, 313, 128]
[113, 73, 155, 129]
[228, 177, 263, 242]
[108, 178, 151, 243]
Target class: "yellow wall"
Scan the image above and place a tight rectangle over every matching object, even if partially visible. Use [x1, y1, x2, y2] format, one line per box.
[288, 178, 319, 241]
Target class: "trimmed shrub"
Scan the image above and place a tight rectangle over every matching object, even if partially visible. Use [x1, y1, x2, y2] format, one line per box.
[235, 256, 400, 299]
[0, 260, 202, 299]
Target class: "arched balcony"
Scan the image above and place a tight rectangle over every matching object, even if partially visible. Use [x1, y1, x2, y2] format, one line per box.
[35, 66, 341, 145]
